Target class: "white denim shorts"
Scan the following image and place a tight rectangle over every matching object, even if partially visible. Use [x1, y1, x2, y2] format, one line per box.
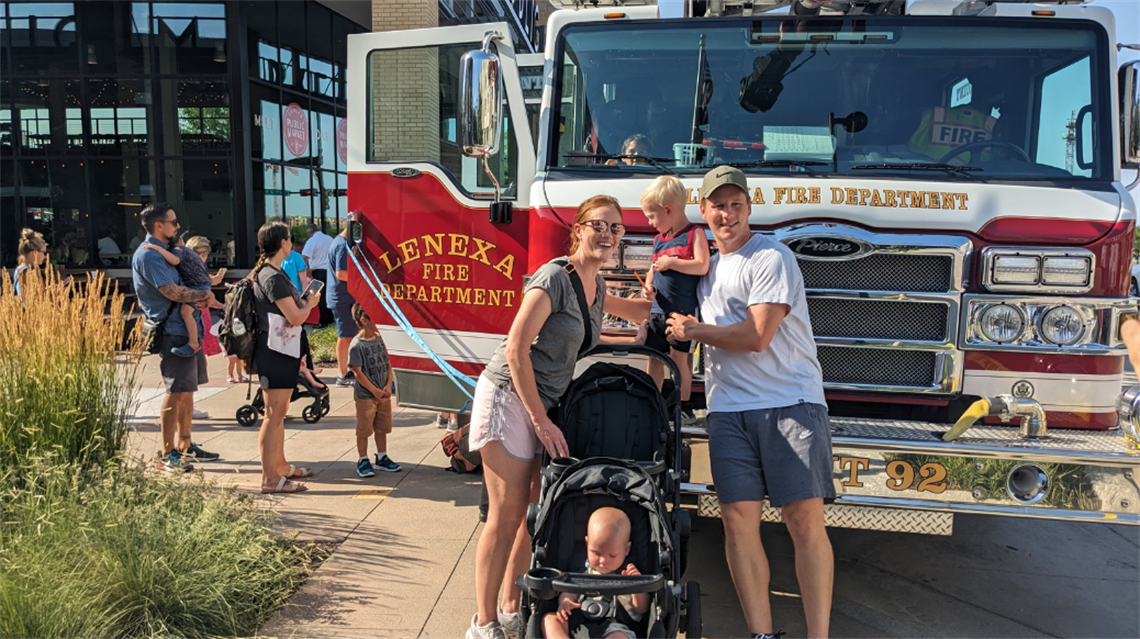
[469, 373, 543, 461]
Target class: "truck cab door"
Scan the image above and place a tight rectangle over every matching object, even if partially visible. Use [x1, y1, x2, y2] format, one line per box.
[346, 24, 535, 411]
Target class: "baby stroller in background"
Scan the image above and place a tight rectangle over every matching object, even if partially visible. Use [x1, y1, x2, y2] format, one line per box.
[235, 373, 330, 426]
[519, 346, 701, 639]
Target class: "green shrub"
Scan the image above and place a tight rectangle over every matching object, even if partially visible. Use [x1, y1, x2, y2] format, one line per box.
[0, 271, 141, 483]
[308, 325, 338, 364]
[1, 460, 307, 638]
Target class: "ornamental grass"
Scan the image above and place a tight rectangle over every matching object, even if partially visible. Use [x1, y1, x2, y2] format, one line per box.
[0, 269, 142, 480]
[0, 269, 309, 638]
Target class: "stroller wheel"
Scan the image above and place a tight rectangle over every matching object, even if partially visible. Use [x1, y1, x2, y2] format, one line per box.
[321, 395, 330, 416]
[302, 404, 322, 423]
[236, 405, 259, 427]
[681, 580, 702, 638]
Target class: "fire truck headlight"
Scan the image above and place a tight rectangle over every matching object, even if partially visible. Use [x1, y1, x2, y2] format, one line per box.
[978, 304, 1025, 343]
[991, 255, 1040, 285]
[1038, 305, 1085, 345]
[1041, 256, 1092, 287]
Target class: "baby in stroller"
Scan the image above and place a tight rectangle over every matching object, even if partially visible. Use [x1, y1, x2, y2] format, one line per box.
[520, 346, 700, 639]
[544, 507, 648, 639]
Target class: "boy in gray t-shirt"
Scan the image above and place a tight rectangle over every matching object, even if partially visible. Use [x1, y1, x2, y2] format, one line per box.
[347, 302, 401, 477]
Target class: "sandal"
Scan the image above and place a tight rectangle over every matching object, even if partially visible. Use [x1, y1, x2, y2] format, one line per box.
[227, 376, 237, 384]
[286, 464, 314, 479]
[261, 477, 307, 493]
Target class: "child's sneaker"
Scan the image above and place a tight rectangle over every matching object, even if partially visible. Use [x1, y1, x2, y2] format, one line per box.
[356, 457, 375, 477]
[466, 614, 506, 639]
[157, 449, 194, 473]
[373, 454, 401, 472]
[435, 414, 449, 428]
[497, 609, 523, 639]
[171, 343, 196, 358]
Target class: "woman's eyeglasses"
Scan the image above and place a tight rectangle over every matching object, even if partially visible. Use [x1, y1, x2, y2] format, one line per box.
[581, 220, 626, 237]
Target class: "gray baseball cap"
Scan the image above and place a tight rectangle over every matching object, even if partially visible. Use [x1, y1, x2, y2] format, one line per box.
[702, 165, 750, 200]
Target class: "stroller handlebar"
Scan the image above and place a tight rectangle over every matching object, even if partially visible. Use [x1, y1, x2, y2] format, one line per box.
[523, 568, 665, 598]
[582, 345, 684, 390]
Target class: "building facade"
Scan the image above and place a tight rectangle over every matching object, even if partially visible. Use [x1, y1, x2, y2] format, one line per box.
[0, 0, 367, 270]
[0, 0, 543, 270]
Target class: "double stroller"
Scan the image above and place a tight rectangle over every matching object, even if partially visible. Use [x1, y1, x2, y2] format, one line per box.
[519, 346, 702, 638]
[234, 373, 330, 426]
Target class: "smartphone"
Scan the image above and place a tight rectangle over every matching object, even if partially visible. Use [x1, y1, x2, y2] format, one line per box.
[302, 278, 324, 300]
[216, 267, 227, 278]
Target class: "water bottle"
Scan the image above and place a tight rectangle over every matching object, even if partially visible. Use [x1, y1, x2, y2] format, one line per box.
[232, 318, 246, 336]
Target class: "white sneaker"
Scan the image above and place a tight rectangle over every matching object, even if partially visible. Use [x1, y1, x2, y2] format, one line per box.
[467, 614, 507, 639]
[497, 609, 524, 639]
[193, 408, 209, 419]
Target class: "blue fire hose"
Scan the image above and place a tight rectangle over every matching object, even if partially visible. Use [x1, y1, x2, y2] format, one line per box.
[347, 246, 476, 404]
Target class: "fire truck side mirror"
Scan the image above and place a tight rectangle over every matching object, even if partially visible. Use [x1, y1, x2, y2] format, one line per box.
[1121, 60, 1140, 171]
[459, 37, 504, 159]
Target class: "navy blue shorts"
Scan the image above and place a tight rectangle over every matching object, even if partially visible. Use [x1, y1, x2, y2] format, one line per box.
[707, 403, 836, 506]
[331, 302, 359, 339]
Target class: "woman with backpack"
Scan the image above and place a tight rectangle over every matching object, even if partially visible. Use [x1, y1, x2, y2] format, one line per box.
[250, 222, 322, 494]
[465, 195, 647, 639]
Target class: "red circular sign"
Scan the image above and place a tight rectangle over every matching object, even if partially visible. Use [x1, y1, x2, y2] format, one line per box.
[337, 118, 348, 165]
[283, 103, 309, 157]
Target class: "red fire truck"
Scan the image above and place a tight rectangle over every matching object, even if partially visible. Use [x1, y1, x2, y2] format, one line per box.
[346, 0, 1140, 533]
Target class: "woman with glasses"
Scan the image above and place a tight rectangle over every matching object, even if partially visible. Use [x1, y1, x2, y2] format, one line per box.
[14, 228, 49, 299]
[465, 195, 648, 639]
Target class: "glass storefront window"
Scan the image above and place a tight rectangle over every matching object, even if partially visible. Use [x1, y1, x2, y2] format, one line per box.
[8, 2, 79, 73]
[253, 161, 284, 228]
[250, 83, 281, 161]
[159, 78, 230, 156]
[17, 158, 91, 267]
[163, 158, 234, 265]
[313, 109, 335, 171]
[283, 164, 312, 223]
[0, 89, 12, 154]
[88, 158, 155, 266]
[150, 2, 228, 75]
[88, 78, 154, 156]
[0, 4, 8, 69]
[0, 156, 15, 268]
[11, 79, 85, 155]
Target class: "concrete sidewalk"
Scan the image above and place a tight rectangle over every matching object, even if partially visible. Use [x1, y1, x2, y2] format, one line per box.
[126, 354, 486, 638]
[126, 354, 1140, 639]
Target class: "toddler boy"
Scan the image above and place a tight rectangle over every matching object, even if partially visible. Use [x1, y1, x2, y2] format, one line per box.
[642, 175, 710, 422]
[348, 302, 401, 476]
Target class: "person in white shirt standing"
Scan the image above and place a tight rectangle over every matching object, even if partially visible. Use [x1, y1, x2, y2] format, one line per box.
[667, 166, 835, 639]
[302, 223, 335, 326]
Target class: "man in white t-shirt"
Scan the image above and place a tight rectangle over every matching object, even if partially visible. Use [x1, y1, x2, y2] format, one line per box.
[667, 166, 835, 639]
[302, 223, 335, 326]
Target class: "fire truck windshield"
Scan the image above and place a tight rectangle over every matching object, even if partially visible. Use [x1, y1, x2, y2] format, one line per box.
[551, 17, 1110, 182]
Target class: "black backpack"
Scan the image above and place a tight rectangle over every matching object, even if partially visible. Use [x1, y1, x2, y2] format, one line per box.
[218, 272, 259, 372]
[554, 362, 671, 463]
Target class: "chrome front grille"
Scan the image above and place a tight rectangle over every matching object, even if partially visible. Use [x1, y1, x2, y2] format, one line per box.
[807, 298, 949, 342]
[799, 254, 953, 293]
[816, 346, 939, 388]
[782, 225, 970, 395]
